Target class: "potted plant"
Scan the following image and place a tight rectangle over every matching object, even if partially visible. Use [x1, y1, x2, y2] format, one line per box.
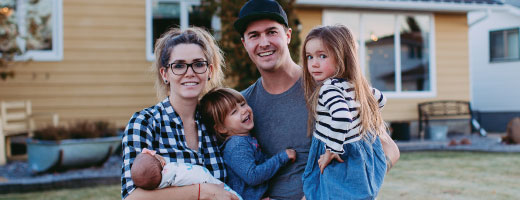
[26, 120, 121, 173]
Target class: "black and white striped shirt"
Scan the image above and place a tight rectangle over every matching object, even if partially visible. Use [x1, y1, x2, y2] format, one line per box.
[314, 78, 386, 154]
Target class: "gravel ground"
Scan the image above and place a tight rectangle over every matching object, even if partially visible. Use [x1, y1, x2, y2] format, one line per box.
[0, 155, 121, 193]
[396, 134, 520, 152]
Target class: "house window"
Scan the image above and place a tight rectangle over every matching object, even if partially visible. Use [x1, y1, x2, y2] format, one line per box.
[323, 11, 434, 98]
[490, 28, 520, 62]
[146, 0, 213, 61]
[0, 0, 63, 61]
[364, 13, 396, 92]
[399, 15, 430, 92]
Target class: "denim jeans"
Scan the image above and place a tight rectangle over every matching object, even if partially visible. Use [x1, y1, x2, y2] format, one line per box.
[302, 134, 387, 200]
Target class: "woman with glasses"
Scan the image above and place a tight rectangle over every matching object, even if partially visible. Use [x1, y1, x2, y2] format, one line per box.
[121, 27, 238, 200]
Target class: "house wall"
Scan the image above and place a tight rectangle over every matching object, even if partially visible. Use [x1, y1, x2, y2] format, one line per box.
[294, 9, 471, 122]
[385, 14, 470, 122]
[0, 2, 473, 131]
[469, 10, 520, 131]
[0, 0, 156, 128]
[294, 7, 323, 51]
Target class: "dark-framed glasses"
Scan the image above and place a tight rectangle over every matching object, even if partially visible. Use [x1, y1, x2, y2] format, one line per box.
[167, 61, 209, 75]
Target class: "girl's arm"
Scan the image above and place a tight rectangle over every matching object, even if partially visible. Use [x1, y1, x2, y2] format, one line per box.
[317, 84, 356, 154]
[125, 184, 238, 200]
[371, 87, 387, 109]
[223, 138, 290, 186]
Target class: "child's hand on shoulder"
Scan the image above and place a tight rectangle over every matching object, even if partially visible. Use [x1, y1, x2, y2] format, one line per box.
[285, 149, 296, 162]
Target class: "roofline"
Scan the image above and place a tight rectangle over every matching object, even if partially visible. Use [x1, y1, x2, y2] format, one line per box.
[504, 4, 520, 16]
[296, 0, 507, 13]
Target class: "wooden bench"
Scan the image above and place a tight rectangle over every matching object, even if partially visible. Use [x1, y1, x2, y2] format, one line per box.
[0, 100, 59, 165]
[418, 100, 483, 140]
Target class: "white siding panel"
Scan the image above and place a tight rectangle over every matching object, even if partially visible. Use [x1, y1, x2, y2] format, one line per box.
[469, 11, 520, 112]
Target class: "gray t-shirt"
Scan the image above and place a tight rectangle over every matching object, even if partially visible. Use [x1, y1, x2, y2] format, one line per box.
[241, 77, 311, 200]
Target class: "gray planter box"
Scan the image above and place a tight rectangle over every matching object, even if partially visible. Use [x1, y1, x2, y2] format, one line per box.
[26, 136, 121, 173]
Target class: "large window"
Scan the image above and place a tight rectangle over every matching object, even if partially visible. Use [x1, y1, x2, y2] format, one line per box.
[364, 13, 396, 92]
[146, 0, 214, 61]
[324, 10, 434, 98]
[490, 28, 520, 62]
[0, 0, 63, 61]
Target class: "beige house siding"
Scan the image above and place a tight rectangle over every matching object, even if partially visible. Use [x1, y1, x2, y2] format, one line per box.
[384, 13, 470, 121]
[0, 3, 471, 127]
[0, 0, 155, 128]
[293, 10, 470, 122]
[434, 13, 470, 101]
[295, 7, 323, 52]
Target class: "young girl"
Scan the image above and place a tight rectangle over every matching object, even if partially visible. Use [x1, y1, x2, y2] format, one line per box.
[199, 87, 296, 200]
[301, 25, 388, 200]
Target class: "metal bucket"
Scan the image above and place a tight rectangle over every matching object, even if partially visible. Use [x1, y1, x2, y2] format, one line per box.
[426, 125, 448, 141]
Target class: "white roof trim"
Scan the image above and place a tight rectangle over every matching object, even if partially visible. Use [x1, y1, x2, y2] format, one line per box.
[296, 0, 506, 12]
[505, 4, 520, 16]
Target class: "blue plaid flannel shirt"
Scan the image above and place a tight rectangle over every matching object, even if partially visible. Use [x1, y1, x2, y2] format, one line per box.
[121, 97, 226, 199]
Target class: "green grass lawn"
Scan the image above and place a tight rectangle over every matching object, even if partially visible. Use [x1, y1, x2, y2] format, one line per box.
[379, 151, 520, 200]
[1, 151, 519, 200]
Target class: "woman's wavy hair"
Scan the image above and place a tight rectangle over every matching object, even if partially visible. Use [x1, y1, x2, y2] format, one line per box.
[152, 27, 226, 100]
[302, 25, 386, 139]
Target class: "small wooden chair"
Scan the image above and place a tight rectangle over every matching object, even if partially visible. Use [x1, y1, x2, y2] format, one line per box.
[0, 100, 59, 165]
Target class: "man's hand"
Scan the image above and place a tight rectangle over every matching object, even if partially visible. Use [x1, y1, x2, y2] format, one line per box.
[318, 150, 344, 174]
[285, 149, 296, 163]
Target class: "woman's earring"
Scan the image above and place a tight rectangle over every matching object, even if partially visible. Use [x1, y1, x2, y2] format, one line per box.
[164, 80, 168, 84]
[208, 77, 211, 81]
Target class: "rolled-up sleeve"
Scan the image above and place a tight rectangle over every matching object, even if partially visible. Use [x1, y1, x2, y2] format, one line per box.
[121, 112, 155, 199]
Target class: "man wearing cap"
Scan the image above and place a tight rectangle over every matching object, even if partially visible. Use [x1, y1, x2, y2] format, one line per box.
[235, 0, 309, 199]
[235, 0, 400, 199]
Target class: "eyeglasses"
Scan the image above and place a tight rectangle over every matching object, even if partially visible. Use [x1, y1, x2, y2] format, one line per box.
[166, 61, 209, 75]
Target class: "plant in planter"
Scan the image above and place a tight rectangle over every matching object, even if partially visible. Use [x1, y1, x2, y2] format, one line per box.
[26, 120, 121, 173]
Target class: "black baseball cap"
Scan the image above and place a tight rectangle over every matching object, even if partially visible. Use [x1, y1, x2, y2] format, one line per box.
[234, 0, 289, 36]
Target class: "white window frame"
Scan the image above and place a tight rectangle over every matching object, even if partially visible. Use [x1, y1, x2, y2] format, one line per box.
[489, 27, 520, 63]
[13, 0, 63, 61]
[145, 0, 202, 61]
[323, 10, 436, 99]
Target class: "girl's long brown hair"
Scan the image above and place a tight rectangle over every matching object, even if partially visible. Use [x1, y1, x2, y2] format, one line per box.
[302, 25, 386, 139]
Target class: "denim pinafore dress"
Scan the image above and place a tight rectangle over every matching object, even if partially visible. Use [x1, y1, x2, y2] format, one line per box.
[302, 133, 387, 200]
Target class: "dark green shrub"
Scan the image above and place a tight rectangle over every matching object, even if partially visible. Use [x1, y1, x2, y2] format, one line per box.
[33, 120, 118, 141]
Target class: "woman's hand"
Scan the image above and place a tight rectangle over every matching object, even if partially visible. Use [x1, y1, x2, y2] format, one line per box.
[199, 183, 239, 200]
[318, 150, 344, 174]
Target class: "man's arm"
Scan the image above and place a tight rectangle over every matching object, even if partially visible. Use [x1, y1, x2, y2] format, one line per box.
[380, 132, 400, 172]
